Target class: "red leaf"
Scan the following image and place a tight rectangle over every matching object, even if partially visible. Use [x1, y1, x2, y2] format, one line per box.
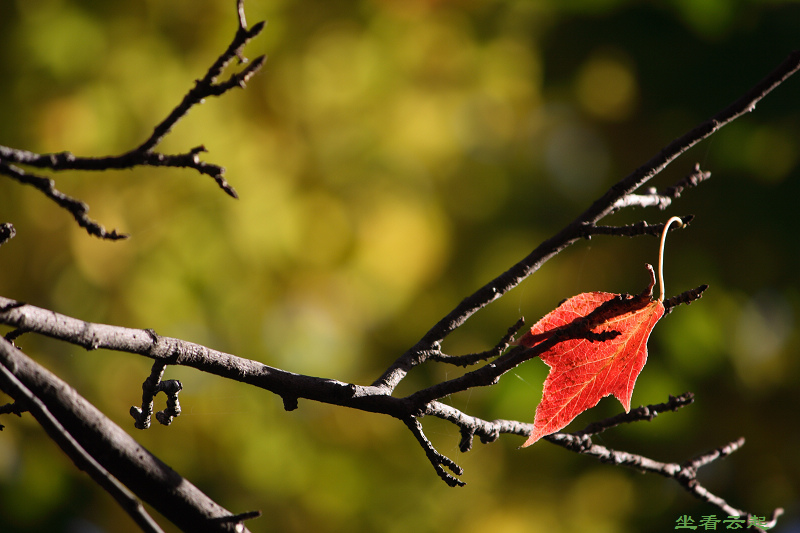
[515, 266, 664, 447]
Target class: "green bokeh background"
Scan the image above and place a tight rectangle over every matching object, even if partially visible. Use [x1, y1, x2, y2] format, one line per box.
[1, 0, 799, 532]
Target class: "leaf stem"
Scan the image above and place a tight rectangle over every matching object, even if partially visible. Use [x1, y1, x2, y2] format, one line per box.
[658, 216, 684, 302]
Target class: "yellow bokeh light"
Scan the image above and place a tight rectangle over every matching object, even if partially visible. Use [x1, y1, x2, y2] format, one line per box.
[576, 52, 638, 121]
[353, 189, 450, 296]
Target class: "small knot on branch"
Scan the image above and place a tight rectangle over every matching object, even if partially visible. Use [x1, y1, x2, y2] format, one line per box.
[459, 426, 475, 452]
[0, 223, 15, 247]
[282, 396, 298, 411]
[477, 425, 500, 445]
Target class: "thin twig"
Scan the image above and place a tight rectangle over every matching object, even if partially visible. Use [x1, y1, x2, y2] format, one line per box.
[574, 392, 695, 436]
[430, 318, 525, 367]
[425, 396, 781, 527]
[0, 162, 127, 240]
[0, 1, 268, 237]
[0, 400, 26, 430]
[403, 417, 464, 487]
[581, 215, 694, 239]
[407, 283, 657, 408]
[664, 284, 709, 313]
[372, 50, 800, 393]
[611, 163, 712, 211]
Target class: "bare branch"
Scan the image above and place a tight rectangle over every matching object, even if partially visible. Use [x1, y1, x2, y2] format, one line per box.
[403, 417, 465, 487]
[0, 162, 127, 240]
[430, 318, 526, 367]
[426, 395, 781, 526]
[0, 336, 253, 533]
[0, 4, 795, 527]
[0, 296, 410, 419]
[0, 3, 268, 237]
[134, 14, 267, 155]
[581, 215, 694, 239]
[0, 289, 783, 524]
[0, 339, 165, 533]
[573, 392, 695, 436]
[373, 51, 800, 393]
[543, 431, 784, 526]
[407, 286, 655, 408]
[611, 163, 712, 211]
[664, 284, 709, 313]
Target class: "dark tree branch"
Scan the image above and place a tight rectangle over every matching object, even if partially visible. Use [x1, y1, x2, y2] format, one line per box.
[430, 317, 526, 367]
[0, 336, 254, 533]
[0, 162, 127, 240]
[0, 0, 268, 238]
[0, 296, 410, 418]
[0, 3, 796, 529]
[403, 417, 465, 487]
[407, 277, 660, 408]
[0, 399, 26, 430]
[425, 395, 782, 531]
[611, 163, 712, 211]
[664, 284, 709, 313]
[573, 392, 695, 436]
[0, 285, 778, 526]
[0, 339, 165, 533]
[209, 510, 263, 528]
[372, 50, 800, 394]
[582, 215, 694, 239]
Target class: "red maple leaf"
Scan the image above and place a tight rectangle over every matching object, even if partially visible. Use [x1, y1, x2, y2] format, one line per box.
[515, 265, 664, 447]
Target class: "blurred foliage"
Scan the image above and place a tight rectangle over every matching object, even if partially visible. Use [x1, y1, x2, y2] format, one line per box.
[1, 0, 800, 532]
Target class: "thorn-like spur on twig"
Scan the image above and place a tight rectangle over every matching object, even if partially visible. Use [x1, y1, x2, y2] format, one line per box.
[431, 317, 526, 367]
[282, 396, 299, 411]
[3, 328, 25, 344]
[0, 223, 15, 247]
[130, 361, 183, 429]
[210, 510, 262, 526]
[612, 164, 712, 212]
[404, 417, 465, 487]
[664, 284, 708, 314]
[0, 400, 27, 430]
[661, 163, 712, 200]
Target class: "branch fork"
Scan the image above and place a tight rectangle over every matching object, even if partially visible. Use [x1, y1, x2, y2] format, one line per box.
[0, 0, 268, 239]
[1, 5, 798, 532]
